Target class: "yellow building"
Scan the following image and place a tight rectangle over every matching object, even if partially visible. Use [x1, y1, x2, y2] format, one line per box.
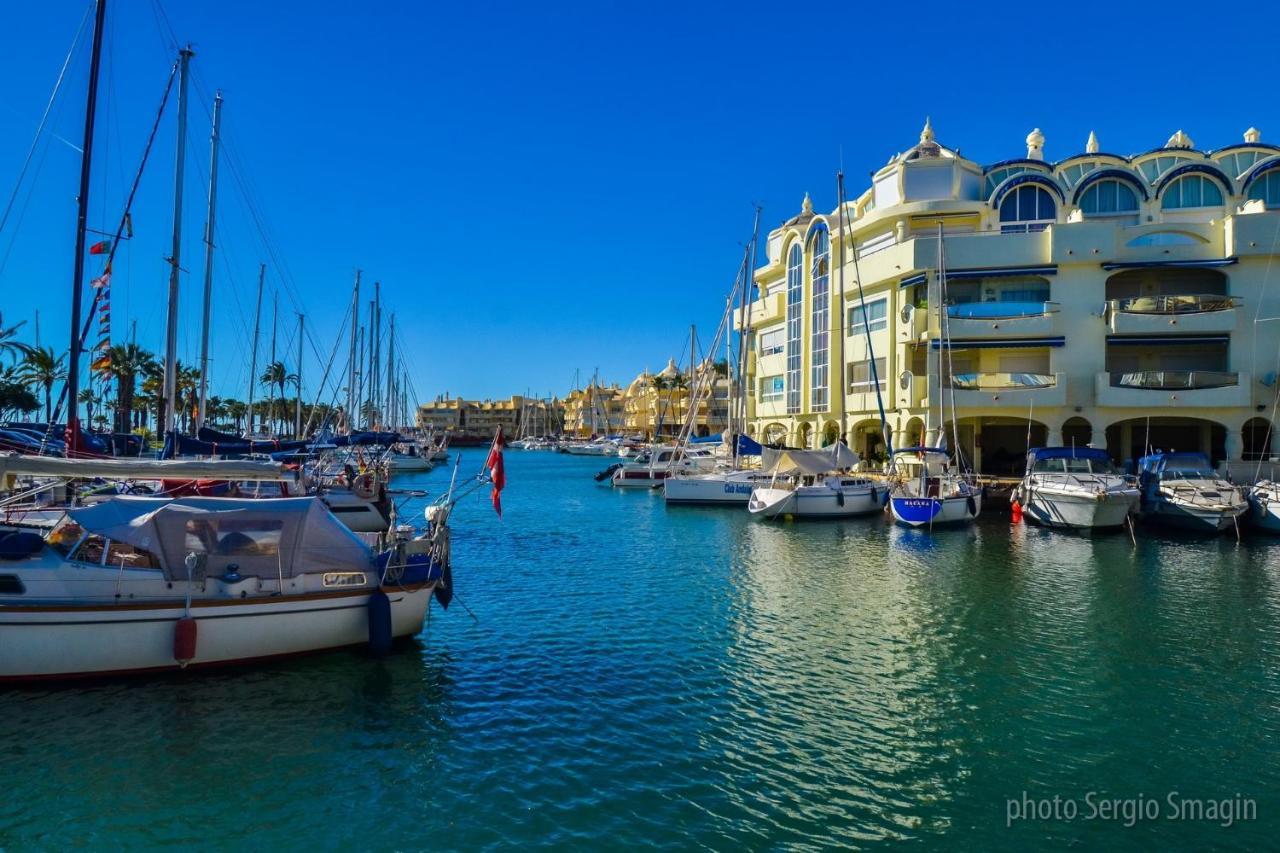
[746, 122, 1280, 475]
[562, 384, 624, 437]
[620, 358, 732, 438]
[417, 394, 564, 440]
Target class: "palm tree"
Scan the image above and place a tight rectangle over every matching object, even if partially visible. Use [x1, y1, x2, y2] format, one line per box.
[0, 312, 31, 365]
[175, 363, 200, 433]
[0, 365, 38, 420]
[104, 342, 157, 433]
[77, 388, 100, 431]
[260, 361, 298, 434]
[670, 373, 690, 436]
[223, 398, 247, 432]
[18, 345, 67, 423]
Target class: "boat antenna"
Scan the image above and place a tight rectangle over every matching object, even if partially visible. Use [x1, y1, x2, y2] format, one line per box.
[65, 0, 108, 455]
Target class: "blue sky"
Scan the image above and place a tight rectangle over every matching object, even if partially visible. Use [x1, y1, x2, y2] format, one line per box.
[0, 0, 1274, 404]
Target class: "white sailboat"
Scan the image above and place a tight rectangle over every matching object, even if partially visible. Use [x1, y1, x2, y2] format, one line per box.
[1012, 447, 1139, 530]
[747, 443, 886, 519]
[1248, 480, 1280, 532]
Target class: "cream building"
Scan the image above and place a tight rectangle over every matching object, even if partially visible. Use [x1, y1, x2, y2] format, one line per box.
[417, 394, 564, 439]
[620, 358, 732, 438]
[562, 383, 625, 437]
[745, 122, 1280, 476]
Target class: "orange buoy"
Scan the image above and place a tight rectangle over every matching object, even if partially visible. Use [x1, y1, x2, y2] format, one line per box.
[174, 616, 198, 666]
[1011, 500, 1023, 524]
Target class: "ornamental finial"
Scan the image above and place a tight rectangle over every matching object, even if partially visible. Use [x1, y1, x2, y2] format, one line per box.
[801, 192, 813, 215]
[920, 117, 935, 143]
[1086, 130, 1099, 154]
[1026, 127, 1045, 160]
[1245, 127, 1262, 144]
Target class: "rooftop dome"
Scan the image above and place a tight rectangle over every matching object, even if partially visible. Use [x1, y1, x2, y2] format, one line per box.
[658, 358, 680, 379]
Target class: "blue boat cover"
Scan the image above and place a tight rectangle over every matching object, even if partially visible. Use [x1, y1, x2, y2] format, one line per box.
[1029, 446, 1110, 462]
[689, 433, 722, 444]
[736, 434, 762, 456]
[1137, 451, 1213, 474]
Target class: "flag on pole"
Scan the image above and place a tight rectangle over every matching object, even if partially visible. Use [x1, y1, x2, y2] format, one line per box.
[89, 240, 111, 255]
[485, 426, 506, 517]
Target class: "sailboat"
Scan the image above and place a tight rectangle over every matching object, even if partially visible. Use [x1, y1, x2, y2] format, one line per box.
[888, 225, 982, 527]
[747, 443, 886, 519]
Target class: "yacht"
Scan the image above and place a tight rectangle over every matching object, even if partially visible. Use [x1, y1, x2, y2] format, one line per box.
[1137, 451, 1248, 533]
[1013, 447, 1140, 530]
[887, 448, 983, 527]
[607, 446, 716, 488]
[748, 444, 886, 519]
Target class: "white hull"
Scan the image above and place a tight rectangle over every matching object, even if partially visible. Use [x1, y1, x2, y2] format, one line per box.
[0, 586, 434, 680]
[749, 483, 886, 519]
[389, 455, 433, 472]
[1249, 484, 1280, 532]
[1022, 491, 1136, 529]
[563, 444, 613, 456]
[1142, 500, 1245, 533]
[663, 471, 771, 505]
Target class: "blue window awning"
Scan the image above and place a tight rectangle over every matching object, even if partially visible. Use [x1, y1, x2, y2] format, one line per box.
[930, 336, 1065, 350]
[1101, 257, 1238, 271]
[1107, 335, 1229, 346]
[900, 265, 1057, 288]
[900, 272, 927, 288]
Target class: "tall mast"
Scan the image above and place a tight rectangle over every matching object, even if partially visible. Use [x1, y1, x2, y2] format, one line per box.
[373, 281, 381, 427]
[385, 313, 395, 425]
[268, 289, 278, 433]
[65, 0, 108, 454]
[366, 298, 376, 428]
[196, 90, 223, 432]
[346, 269, 360, 431]
[246, 263, 264, 435]
[295, 313, 304, 438]
[161, 46, 194, 439]
[835, 172, 847, 443]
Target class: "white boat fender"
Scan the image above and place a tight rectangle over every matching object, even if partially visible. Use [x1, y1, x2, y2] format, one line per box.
[174, 552, 198, 666]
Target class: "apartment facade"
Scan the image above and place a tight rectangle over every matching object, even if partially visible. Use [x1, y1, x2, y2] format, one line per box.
[745, 122, 1280, 475]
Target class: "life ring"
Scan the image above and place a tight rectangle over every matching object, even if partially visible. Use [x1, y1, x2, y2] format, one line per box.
[353, 473, 376, 501]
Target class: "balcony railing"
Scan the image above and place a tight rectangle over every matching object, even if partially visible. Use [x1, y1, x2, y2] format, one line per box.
[946, 372, 1057, 390]
[1108, 294, 1239, 315]
[946, 301, 1058, 321]
[1108, 370, 1238, 390]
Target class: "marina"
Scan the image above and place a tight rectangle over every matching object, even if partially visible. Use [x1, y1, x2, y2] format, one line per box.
[2, 0, 1279, 848]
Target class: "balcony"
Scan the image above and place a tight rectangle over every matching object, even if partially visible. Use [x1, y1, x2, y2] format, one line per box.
[1107, 294, 1239, 334]
[944, 372, 1066, 408]
[1095, 370, 1251, 407]
[945, 301, 1059, 338]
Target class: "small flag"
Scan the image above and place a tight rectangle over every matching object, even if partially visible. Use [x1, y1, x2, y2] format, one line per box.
[89, 240, 111, 255]
[90, 270, 111, 288]
[124, 213, 133, 239]
[485, 426, 506, 517]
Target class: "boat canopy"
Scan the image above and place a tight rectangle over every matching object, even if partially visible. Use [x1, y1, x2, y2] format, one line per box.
[761, 442, 860, 475]
[689, 433, 721, 444]
[1138, 452, 1214, 475]
[0, 452, 290, 482]
[688, 432, 762, 456]
[165, 431, 311, 457]
[67, 496, 374, 581]
[1028, 447, 1111, 462]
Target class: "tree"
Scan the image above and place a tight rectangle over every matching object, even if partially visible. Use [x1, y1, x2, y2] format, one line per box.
[260, 361, 297, 434]
[18, 345, 67, 423]
[0, 371, 38, 420]
[0, 312, 31, 365]
[77, 388, 100, 432]
[223, 398, 247, 431]
[104, 343, 157, 433]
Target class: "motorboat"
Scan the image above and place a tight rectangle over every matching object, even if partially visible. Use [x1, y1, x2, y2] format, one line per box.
[0, 495, 451, 681]
[606, 446, 717, 488]
[747, 443, 887, 519]
[887, 448, 983, 528]
[562, 439, 617, 456]
[388, 445, 434, 473]
[1012, 447, 1139, 530]
[1137, 452, 1248, 534]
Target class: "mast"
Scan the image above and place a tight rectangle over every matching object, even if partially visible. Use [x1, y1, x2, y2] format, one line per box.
[196, 90, 223, 432]
[295, 313, 304, 438]
[835, 173, 848, 444]
[162, 45, 194, 440]
[385, 312, 395, 425]
[734, 206, 761, 460]
[373, 281, 382, 427]
[246, 263, 265, 436]
[66, 0, 107, 454]
[268, 289, 278, 433]
[366, 298, 376, 428]
[346, 269, 360, 432]
[842, 172, 892, 458]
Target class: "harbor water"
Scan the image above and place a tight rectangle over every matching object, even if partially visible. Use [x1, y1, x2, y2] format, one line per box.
[3, 451, 1278, 849]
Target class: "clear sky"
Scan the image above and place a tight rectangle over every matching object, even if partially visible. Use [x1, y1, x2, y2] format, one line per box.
[0, 0, 1274, 405]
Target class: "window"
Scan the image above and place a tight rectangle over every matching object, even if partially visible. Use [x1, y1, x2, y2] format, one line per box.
[999, 185, 1056, 232]
[809, 224, 830, 412]
[760, 375, 784, 403]
[1060, 162, 1100, 187]
[1138, 155, 1193, 183]
[104, 541, 159, 570]
[785, 243, 802, 414]
[984, 166, 1041, 197]
[71, 535, 106, 565]
[1247, 169, 1280, 207]
[1161, 175, 1224, 209]
[848, 299, 887, 335]
[758, 326, 784, 356]
[847, 358, 887, 391]
[1079, 180, 1139, 215]
[1218, 151, 1266, 179]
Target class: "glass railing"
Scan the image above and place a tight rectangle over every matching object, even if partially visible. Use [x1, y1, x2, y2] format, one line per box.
[1108, 371, 1238, 390]
[946, 372, 1056, 390]
[1108, 294, 1239, 315]
[946, 301, 1058, 320]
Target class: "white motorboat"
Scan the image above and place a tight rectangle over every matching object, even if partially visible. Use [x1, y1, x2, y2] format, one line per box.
[0, 495, 451, 681]
[1013, 447, 1139, 530]
[562, 439, 616, 456]
[747, 443, 886, 519]
[1137, 452, 1248, 534]
[888, 448, 983, 528]
[606, 446, 717, 488]
[388, 449, 433, 472]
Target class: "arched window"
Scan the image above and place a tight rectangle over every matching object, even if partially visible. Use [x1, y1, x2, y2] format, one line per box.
[999, 185, 1056, 232]
[808, 224, 830, 413]
[1079, 179, 1139, 216]
[786, 243, 803, 414]
[1247, 168, 1280, 207]
[1161, 175, 1224, 209]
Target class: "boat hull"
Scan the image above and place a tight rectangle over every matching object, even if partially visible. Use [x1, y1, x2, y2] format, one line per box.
[750, 485, 885, 519]
[663, 474, 765, 505]
[1022, 491, 1138, 530]
[0, 585, 434, 681]
[1141, 500, 1245, 533]
[1248, 486, 1280, 532]
[891, 492, 982, 527]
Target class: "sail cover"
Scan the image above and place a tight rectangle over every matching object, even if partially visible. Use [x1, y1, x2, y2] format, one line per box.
[68, 496, 374, 581]
[0, 452, 290, 482]
[760, 442, 860, 475]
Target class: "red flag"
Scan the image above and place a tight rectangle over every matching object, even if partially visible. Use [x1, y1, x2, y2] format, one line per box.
[485, 426, 506, 517]
[89, 240, 111, 255]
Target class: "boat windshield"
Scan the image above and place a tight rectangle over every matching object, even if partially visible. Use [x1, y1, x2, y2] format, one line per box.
[1032, 457, 1119, 475]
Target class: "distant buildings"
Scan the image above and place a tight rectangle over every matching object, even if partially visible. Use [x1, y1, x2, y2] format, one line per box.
[416, 394, 563, 442]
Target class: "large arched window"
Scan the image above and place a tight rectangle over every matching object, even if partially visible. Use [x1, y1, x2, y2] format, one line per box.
[999, 185, 1056, 233]
[1247, 168, 1280, 207]
[1161, 175, 1224, 209]
[1079, 179, 1139, 216]
[785, 243, 803, 414]
[808, 224, 830, 413]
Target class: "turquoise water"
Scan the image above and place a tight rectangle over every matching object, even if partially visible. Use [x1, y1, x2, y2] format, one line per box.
[3, 451, 1279, 849]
